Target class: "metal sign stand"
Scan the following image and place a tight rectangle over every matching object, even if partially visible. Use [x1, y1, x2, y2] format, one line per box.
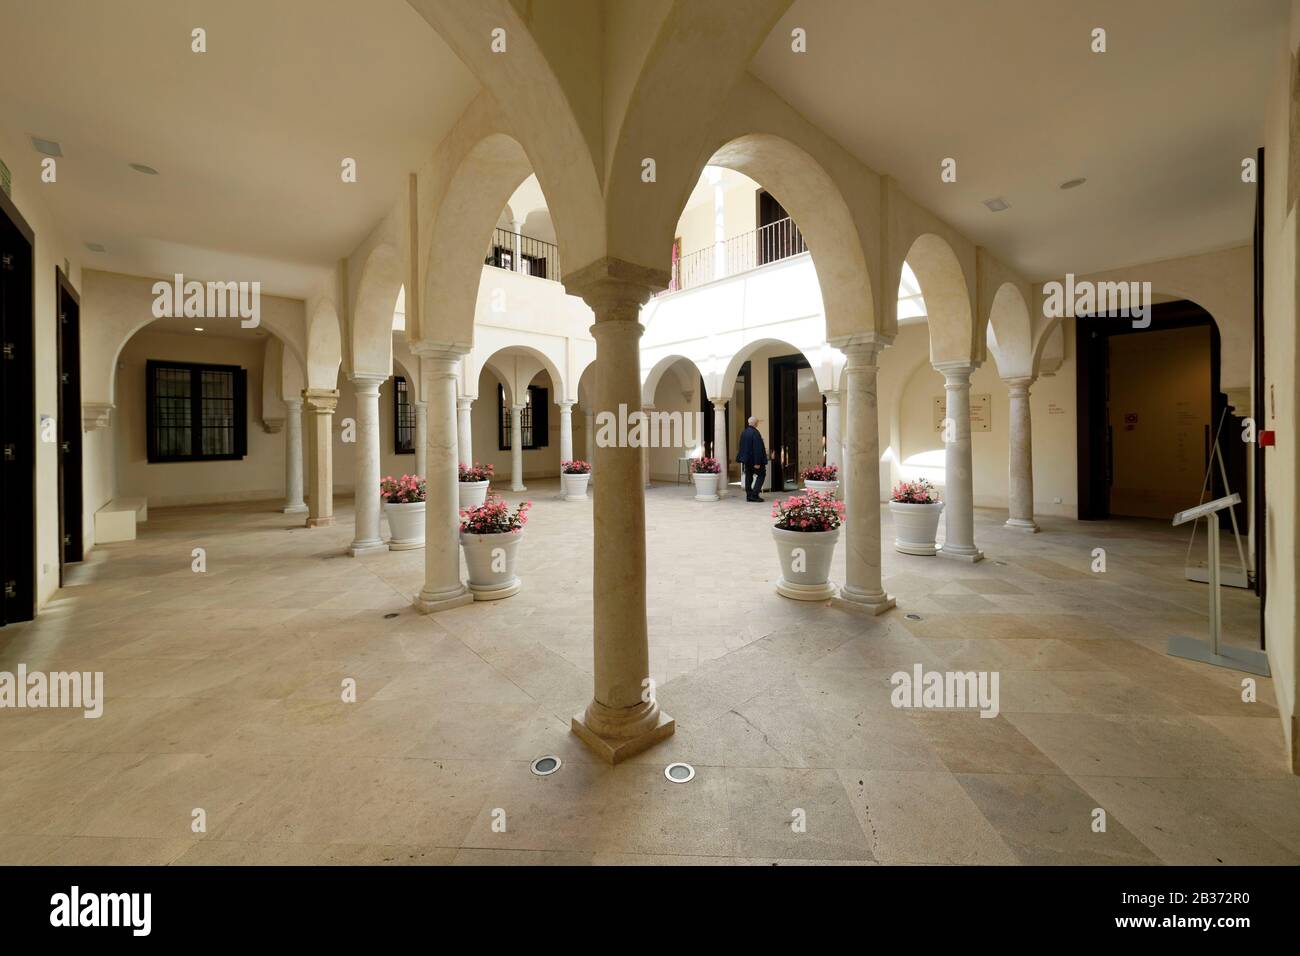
[1168, 492, 1270, 676]
[1184, 410, 1250, 588]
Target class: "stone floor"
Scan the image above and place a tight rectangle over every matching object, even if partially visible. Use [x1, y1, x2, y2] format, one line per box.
[1, 478, 1296, 866]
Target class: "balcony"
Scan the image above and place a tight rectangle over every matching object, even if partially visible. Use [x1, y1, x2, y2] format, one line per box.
[485, 227, 561, 282]
[668, 216, 807, 294]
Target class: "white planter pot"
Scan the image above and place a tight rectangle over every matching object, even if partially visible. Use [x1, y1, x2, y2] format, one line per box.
[458, 480, 489, 511]
[804, 479, 839, 496]
[890, 501, 944, 556]
[384, 500, 426, 551]
[691, 472, 720, 501]
[561, 472, 590, 501]
[460, 529, 524, 600]
[771, 525, 839, 601]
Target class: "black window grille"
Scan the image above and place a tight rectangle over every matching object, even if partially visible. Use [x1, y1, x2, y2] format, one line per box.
[394, 376, 415, 454]
[146, 360, 247, 462]
[498, 383, 548, 450]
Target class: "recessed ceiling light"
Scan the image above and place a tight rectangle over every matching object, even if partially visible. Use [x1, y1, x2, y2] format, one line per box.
[31, 137, 62, 157]
[982, 197, 1011, 213]
[129, 162, 159, 175]
[193, 327, 205, 332]
[84, 242, 105, 253]
[1059, 177, 1087, 190]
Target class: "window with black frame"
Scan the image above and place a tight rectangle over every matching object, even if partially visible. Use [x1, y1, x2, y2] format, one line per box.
[394, 376, 415, 454]
[497, 383, 548, 450]
[146, 360, 247, 462]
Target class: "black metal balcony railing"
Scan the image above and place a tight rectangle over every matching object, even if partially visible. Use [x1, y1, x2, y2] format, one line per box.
[485, 227, 561, 282]
[668, 216, 807, 293]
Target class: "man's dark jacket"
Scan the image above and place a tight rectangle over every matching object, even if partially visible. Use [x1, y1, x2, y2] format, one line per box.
[737, 425, 767, 467]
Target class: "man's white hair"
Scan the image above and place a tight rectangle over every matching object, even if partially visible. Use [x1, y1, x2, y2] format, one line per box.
[747, 416, 757, 425]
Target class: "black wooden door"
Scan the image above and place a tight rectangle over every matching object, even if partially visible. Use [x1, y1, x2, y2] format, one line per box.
[58, 268, 83, 577]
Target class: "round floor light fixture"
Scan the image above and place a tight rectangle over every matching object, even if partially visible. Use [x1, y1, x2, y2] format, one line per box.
[530, 755, 562, 776]
[383, 612, 399, 619]
[664, 762, 695, 784]
[905, 613, 923, 621]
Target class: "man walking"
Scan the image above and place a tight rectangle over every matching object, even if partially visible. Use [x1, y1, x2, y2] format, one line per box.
[737, 416, 768, 502]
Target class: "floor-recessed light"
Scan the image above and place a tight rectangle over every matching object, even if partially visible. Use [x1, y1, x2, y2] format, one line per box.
[905, 613, 923, 621]
[982, 197, 1011, 212]
[665, 762, 695, 783]
[31, 137, 62, 157]
[530, 755, 561, 776]
[383, 612, 399, 619]
[1059, 177, 1087, 190]
[84, 242, 105, 253]
[193, 327, 204, 332]
[129, 162, 159, 175]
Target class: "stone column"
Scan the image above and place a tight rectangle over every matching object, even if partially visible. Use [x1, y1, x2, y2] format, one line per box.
[565, 258, 674, 762]
[303, 388, 339, 528]
[510, 403, 527, 491]
[559, 399, 575, 466]
[1005, 377, 1039, 532]
[712, 398, 729, 497]
[282, 398, 307, 514]
[347, 373, 387, 556]
[456, 397, 473, 468]
[837, 338, 896, 613]
[414, 347, 472, 613]
[935, 362, 984, 561]
[823, 389, 843, 476]
[641, 405, 654, 488]
[584, 407, 595, 478]
[413, 401, 428, 478]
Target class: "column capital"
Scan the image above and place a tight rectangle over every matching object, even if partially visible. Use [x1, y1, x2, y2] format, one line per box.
[711, 397, 728, 410]
[456, 396, 474, 411]
[829, 332, 894, 361]
[283, 396, 303, 410]
[411, 341, 470, 361]
[557, 399, 576, 410]
[564, 256, 669, 320]
[934, 361, 980, 387]
[1003, 376, 1034, 393]
[302, 388, 339, 413]
[821, 389, 842, 406]
[348, 371, 387, 392]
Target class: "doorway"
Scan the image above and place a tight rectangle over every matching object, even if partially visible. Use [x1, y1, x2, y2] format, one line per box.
[0, 190, 36, 626]
[768, 352, 820, 491]
[57, 268, 83, 579]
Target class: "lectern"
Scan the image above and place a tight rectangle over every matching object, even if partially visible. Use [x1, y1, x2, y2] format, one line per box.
[1167, 493, 1271, 676]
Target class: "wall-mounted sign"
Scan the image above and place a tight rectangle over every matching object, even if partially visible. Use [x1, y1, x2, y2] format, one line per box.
[933, 394, 992, 432]
[1048, 402, 1065, 416]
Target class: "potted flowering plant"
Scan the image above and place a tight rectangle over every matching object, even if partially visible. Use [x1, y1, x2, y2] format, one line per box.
[459, 494, 532, 600]
[458, 462, 493, 511]
[689, 456, 721, 501]
[889, 479, 943, 555]
[770, 490, 846, 600]
[560, 459, 591, 501]
[802, 463, 839, 496]
[380, 474, 426, 551]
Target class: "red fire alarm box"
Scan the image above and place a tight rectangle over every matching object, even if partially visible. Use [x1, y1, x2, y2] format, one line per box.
[1259, 430, 1276, 447]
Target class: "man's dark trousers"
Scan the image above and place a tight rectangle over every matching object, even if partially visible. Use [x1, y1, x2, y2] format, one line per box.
[745, 464, 767, 499]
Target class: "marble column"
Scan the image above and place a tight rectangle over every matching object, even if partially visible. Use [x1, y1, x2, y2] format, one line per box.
[1004, 377, 1040, 532]
[414, 347, 472, 613]
[456, 397, 473, 468]
[302, 388, 339, 528]
[348, 373, 387, 556]
[837, 338, 896, 613]
[935, 362, 984, 561]
[282, 398, 307, 514]
[559, 399, 575, 466]
[510, 403, 527, 491]
[413, 401, 428, 478]
[712, 398, 729, 497]
[823, 390, 843, 477]
[566, 259, 673, 762]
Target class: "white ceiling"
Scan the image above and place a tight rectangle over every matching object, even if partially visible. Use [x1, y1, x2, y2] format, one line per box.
[0, 0, 479, 297]
[751, 0, 1287, 280]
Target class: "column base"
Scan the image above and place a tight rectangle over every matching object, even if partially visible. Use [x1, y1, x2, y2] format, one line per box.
[571, 704, 675, 765]
[939, 545, 984, 563]
[836, 586, 897, 615]
[305, 516, 335, 528]
[283, 503, 308, 514]
[348, 539, 388, 557]
[413, 583, 473, 613]
[511, 485, 527, 492]
[1005, 518, 1040, 533]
